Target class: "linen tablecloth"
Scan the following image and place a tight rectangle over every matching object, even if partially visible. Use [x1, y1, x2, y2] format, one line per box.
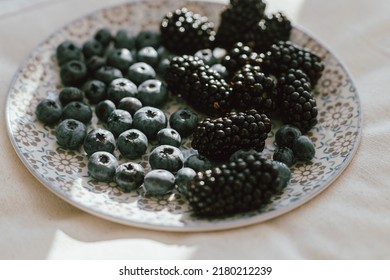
[1, 0, 389, 259]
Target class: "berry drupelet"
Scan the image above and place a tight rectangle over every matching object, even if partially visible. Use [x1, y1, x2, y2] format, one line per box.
[187, 152, 283, 217]
[160, 7, 216, 55]
[191, 109, 271, 161]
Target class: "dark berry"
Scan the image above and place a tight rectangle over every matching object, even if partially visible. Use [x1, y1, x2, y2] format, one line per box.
[149, 145, 184, 173]
[127, 62, 156, 85]
[55, 119, 87, 150]
[56, 40, 83, 65]
[114, 29, 136, 50]
[137, 79, 168, 107]
[157, 128, 181, 147]
[94, 28, 112, 47]
[82, 79, 107, 104]
[136, 46, 159, 68]
[83, 128, 116, 156]
[95, 99, 116, 122]
[143, 169, 175, 196]
[107, 77, 138, 105]
[58, 87, 84, 106]
[82, 39, 104, 59]
[94, 65, 123, 85]
[60, 60, 88, 86]
[35, 98, 62, 125]
[132, 106, 167, 140]
[272, 160, 291, 191]
[115, 162, 145, 192]
[62, 101, 93, 124]
[88, 151, 118, 182]
[292, 135, 315, 161]
[169, 108, 199, 138]
[117, 97, 142, 116]
[106, 48, 135, 72]
[106, 109, 133, 137]
[275, 124, 302, 148]
[117, 129, 148, 160]
[184, 154, 213, 172]
[273, 146, 295, 167]
[175, 167, 196, 196]
[136, 30, 161, 50]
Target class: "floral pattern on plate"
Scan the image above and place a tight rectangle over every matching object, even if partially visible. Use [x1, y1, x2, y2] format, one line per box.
[5, 0, 362, 231]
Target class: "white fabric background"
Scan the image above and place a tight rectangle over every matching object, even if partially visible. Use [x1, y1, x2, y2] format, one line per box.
[0, 0, 389, 259]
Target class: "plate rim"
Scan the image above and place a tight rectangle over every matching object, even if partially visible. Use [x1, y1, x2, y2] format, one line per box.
[5, 0, 363, 232]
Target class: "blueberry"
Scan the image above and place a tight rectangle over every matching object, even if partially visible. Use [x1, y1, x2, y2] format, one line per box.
[292, 135, 315, 161]
[157, 57, 170, 76]
[118, 97, 142, 116]
[94, 65, 123, 84]
[55, 119, 87, 150]
[88, 151, 118, 182]
[117, 129, 148, 159]
[275, 124, 302, 148]
[137, 79, 168, 107]
[56, 40, 83, 65]
[169, 108, 199, 137]
[115, 162, 145, 192]
[106, 48, 135, 72]
[83, 79, 107, 104]
[107, 78, 138, 105]
[94, 28, 112, 47]
[273, 146, 295, 167]
[95, 99, 116, 122]
[59, 87, 84, 106]
[60, 60, 88, 86]
[62, 101, 93, 124]
[136, 46, 159, 67]
[133, 106, 167, 140]
[82, 39, 104, 59]
[157, 128, 181, 147]
[194, 49, 217, 66]
[143, 169, 175, 196]
[106, 109, 133, 137]
[136, 30, 161, 49]
[272, 161, 291, 191]
[35, 98, 62, 125]
[229, 149, 258, 162]
[184, 154, 212, 172]
[210, 63, 229, 79]
[149, 145, 184, 172]
[83, 128, 116, 156]
[175, 167, 196, 196]
[127, 62, 156, 85]
[114, 29, 136, 50]
[85, 55, 106, 73]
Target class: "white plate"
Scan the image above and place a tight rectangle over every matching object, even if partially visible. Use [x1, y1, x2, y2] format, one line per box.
[5, 0, 362, 232]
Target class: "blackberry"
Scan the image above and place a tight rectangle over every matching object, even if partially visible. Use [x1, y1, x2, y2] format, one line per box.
[160, 7, 216, 55]
[215, 0, 266, 49]
[165, 55, 232, 116]
[231, 64, 278, 113]
[187, 153, 281, 217]
[245, 12, 292, 52]
[221, 42, 262, 77]
[277, 69, 318, 132]
[261, 41, 324, 85]
[191, 109, 271, 161]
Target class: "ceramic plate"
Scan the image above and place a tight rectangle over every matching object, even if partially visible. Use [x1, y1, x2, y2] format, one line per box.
[6, 0, 362, 231]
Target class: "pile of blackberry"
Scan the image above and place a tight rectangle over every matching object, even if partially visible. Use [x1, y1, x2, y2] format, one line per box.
[36, 1, 326, 219]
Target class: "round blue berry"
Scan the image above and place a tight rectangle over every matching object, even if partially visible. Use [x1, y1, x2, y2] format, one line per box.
[62, 101, 93, 124]
[56, 40, 83, 65]
[184, 153, 212, 172]
[273, 146, 295, 167]
[114, 29, 136, 50]
[59, 87, 84, 106]
[117, 129, 148, 160]
[83, 128, 116, 156]
[275, 124, 302, 148]
[118, 97, 142, 116]
[143, 169, 175, 196]
[137, 79, 168, 107]
[82, 80, 107, 104]
[107, 77, 138, 105]
[35, 98, 62, 125]
[94, 28, 112, 47]
[55, 119, 87, 150]
[136, 30, 161, 50]
[94, 65, 123, 85]
[88, 151, 118, 182]
[60, 59, 88, 86]
[292, 135, 315, 161]
[106, 109, 133, 137]
[272, 161, 291, 191]
[95, 99, 116, 122]
[133, 106, 167, 140]
[169, 108, 198, 138]
[115, 162, 145, 192]
[157, 128, 181, 147]
[82, 39, 104, 59]
[127, 62, 156, 85]
[136, 46, 159, 67]
[106, 48, 135, 72]
[175, 167, 196, 196]
[149, 145, 184, 173]
[85, 55, 106, 73]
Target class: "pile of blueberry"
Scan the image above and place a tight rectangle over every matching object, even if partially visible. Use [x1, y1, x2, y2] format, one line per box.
[35, 27, 208, 195]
